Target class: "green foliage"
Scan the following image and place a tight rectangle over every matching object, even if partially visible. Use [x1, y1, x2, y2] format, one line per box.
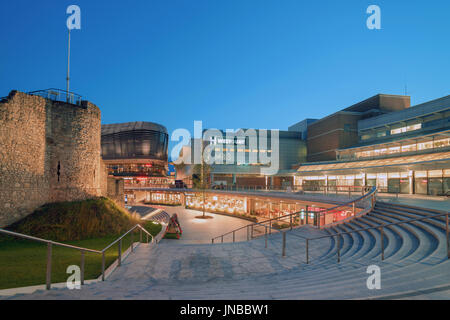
[4, 197, 147, 242]
[272, 222, 290, 230]
[163, 233, 180, 240]
[192, 163, 212, 189]
[0, 210, 162, 290]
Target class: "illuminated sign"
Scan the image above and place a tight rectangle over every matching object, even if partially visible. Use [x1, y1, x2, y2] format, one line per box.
[210, 137, 245, 145]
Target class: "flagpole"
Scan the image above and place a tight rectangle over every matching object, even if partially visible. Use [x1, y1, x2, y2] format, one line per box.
[66, 28, 71, 99]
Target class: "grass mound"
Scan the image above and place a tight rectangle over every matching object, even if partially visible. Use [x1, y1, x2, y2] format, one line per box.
[5, 197, 149, 241]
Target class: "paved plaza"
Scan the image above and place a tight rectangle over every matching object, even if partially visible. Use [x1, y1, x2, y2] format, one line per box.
[142, 205, 253, 244]
[1, 200, 449, 300]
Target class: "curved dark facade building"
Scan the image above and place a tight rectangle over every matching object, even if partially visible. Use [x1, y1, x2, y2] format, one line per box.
[101, 122, 172, 188]
[101, 122, 168, 161]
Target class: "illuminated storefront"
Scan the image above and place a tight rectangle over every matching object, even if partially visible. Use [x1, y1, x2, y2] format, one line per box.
[185, 194, 247, 215]
[296, 155, 450, 195]
[144, 191, 182, 205]
[101, 122, 173, 189]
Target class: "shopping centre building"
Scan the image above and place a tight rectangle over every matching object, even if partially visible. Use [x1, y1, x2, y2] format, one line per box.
[101, 121, 173, 188]
[295, 94, 450, 195]
[176, 93, 449, 196]
[176, 129, 306, 189]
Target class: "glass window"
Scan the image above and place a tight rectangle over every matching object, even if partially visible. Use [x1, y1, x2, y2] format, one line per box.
[415, 176, 428, 195]
[388, 146, 401, 154]
[429, 178, 443, 196]
[434, 138, 450, 149]
[391, 123, 422, 135]
[444, 178, 450, 194]
[388, 178, 400, 193]
[401, 144, 416, 153]
[417, 141, 434, 151]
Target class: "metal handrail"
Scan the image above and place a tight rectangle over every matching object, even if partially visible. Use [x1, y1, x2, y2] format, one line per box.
[310, 212, 449, 241]
[0, 223, 154, 290]
[101, 224, 153, 252]
[306, 210, 450, 264]
[0, 229, 102, 254]
[211, 187, 377, 243]
[27, 88, 83, 106]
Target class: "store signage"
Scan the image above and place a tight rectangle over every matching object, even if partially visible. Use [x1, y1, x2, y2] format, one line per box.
[209, 136, 245, 145]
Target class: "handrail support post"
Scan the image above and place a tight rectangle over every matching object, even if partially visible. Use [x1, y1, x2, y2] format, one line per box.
[118, 239, 122, 267]
[446, 214, 449, 259]
[380, 226, 385, 261]
[265, 226, 268, 248]
[306, 239, 309, 264]
[101, 252, 106, 281]
[80, 250, 85, 286]
[46, 243, 52, 290]
[337, 235, 341, 263]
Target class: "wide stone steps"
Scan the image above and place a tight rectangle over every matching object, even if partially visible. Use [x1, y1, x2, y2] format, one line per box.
[5, 202, 449, 300]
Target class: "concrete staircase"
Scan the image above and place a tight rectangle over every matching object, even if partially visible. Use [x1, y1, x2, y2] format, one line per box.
[5, 202, 450, 300]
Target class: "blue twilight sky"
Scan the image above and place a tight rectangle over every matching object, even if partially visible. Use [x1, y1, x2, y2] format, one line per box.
[0, 0, 449, 154]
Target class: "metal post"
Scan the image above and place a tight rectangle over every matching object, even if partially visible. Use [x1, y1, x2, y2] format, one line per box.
[66, 29, 71, 97]
[352, 202, 356, 215]
[251, 225, 254, 239]
[337, 235, 341, 263]
[46, 243, 52, 290]
[118, 239, 122, 267]
[140, 229, 143, 243]
[446, 214, 449, 259]
[146, 233, 149, 244]
[131, 231, 134, 252]
[80, 250, 85, 286]
[282, 232, 286, 257]
[380, 226, 385, 261]
[247, 226, 250, 241]
[305, 206, 309, 225]
[221, 235, 224, 243]
[265, 226, 268, 248]
[317, 213, 321, 229]
[233, 231, 235, 243]
[269, 220, 272, 235]
[306, 239, 309, 264]
[212, 238, 214, 244]
[290, 215, 293, 230]
[101, 252, 106, 281]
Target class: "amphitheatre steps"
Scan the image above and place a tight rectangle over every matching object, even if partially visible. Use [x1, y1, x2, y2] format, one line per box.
[4, 202, 450, 300]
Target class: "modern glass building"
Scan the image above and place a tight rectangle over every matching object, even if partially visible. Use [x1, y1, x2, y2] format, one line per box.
[176, 129, 307, 189]
[101, 121, 173, 188]
[295, 95, 450, 196]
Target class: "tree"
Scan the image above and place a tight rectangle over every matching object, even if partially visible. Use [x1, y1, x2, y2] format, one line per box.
[192, 155, 213, 218]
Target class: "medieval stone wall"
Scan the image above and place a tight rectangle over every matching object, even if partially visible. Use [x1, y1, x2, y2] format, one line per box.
[0, 91, 103, 227]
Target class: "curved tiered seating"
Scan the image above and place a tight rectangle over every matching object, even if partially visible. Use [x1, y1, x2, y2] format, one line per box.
[4, 202, 450, 300]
